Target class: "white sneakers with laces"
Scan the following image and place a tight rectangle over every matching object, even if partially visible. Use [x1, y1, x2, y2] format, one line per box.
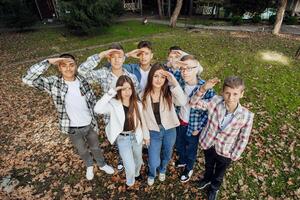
[86, 166, 94, 180]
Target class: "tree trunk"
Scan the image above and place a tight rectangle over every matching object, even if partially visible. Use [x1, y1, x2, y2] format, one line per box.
[188, 0, 193, 16]
[157, 0, 163, 19]
[168, 0, 171, 17]
[170, 0, 183, 27]
[296, 46, 300, 59]
[273, 0, 288, 35]
[291, 0, 299, 16]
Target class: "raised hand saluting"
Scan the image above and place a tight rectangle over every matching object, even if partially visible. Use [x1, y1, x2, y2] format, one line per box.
[99, 49, 124, 59]
[48, 57, 75, 66]
[196, 77, 220, 96]
[160, 70, 178, 87]
[125, 49, 144, 59]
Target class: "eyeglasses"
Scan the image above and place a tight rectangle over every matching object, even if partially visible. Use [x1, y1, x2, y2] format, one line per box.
[179, 66, 198, 72]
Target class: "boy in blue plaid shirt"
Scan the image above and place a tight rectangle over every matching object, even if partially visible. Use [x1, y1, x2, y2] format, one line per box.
[173, 55, 215, 183]
[22, 54, 114, 181]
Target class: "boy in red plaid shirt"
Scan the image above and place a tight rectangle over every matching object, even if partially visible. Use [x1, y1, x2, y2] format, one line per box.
[190, 76, 254, 200]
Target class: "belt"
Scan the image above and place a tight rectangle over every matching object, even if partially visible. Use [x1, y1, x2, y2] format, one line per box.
[69, 125, 89, 130]
[120, 131, 133, 136]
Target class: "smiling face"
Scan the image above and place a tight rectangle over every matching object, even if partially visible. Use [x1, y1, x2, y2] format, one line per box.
[58, 60, 77, 81]
[152, 69, 166, 89]
[222, 86, 244, 109]
[109, 51, 125, 70]
[139, 47, 153, 66]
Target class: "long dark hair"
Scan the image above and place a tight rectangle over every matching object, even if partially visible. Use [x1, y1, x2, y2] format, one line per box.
[142, 63, 173, 110]
[115, 75, 141, 131]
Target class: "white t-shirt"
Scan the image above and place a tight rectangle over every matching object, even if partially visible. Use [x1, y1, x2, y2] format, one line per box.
[179, 84, 197, 123]
[65, 79, 92, 127]
[140, 68, 150, 91]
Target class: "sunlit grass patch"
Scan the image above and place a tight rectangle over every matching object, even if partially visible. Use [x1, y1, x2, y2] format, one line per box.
[259, 50, 290, 65]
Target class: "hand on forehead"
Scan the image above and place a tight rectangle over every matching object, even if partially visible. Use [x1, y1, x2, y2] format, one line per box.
[51, 57, 75, 66]
[107, 49, 124, 57]
[176, 59, 198, 68]
[63, 58, 76, 64]
[137, 48, 149, 56]
[170, 50, 182, 57]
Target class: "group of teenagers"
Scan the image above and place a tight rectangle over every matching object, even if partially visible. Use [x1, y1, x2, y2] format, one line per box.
[22, 40, 254, 200]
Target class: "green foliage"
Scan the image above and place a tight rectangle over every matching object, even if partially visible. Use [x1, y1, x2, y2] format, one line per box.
[59, 0, 124, 35]
[269, 15, 276, 25]
[0, 0, 38, 29]
[231, 16, 243, 25]
[252, 14, 261, 23]
[285, 16, 298, 25]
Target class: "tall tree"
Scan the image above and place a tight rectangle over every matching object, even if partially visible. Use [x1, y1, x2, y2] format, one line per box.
[188, 0, 193, 16]
[157, 0, 163, 19]
[291, 0, 299, 16]
[273, 0, 288, 35]
[170, 0, 183, 27]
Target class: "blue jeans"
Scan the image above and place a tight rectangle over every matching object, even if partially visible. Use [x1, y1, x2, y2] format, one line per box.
[175, 125, 200, 171]
[117, 132, 143, 186]
[148, 126, 177, 179]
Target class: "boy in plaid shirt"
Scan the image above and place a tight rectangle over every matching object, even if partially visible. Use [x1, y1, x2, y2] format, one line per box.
[22, 54, 114, 181]
[190, 76, 254, 200]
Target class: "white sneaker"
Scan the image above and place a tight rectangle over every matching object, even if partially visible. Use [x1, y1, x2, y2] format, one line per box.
[86, 166, 94, 180]
[180, 170, 193, 183]
[99, 164, 115, 174]
[158, 173, 166, 182]
[117, 163, 124, 172]
[147, 177, 154, 186]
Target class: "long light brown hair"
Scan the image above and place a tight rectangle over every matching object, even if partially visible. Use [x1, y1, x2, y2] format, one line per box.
[142, 63, 173, 110]
[115, 75, 141, 131]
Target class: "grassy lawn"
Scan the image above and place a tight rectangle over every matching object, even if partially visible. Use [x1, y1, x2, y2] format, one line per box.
[0, 21, 299, 199]
[0, 21, 173, 66]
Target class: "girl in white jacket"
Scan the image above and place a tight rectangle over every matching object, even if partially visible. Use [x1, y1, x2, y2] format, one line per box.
[94, 75, 150, 187]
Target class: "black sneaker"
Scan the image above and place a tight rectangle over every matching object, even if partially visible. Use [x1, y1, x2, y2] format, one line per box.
[142, 146, 148, 155]
[135, 174, 143, 181]
[174, 160, 186, 168]
[180, 169, 193, 183]
[208, 189, 219, 200]
[198, 178, 211, 189]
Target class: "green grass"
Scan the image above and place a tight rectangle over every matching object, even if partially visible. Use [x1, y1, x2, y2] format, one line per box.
[1, 23, 299, 199]
[0, 21, 173, 65]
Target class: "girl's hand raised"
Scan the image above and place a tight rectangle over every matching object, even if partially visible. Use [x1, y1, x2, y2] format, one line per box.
[115, 85, 128, 91]
[160, 71, 178, 87]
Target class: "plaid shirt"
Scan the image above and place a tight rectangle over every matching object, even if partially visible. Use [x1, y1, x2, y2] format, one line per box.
[22, 60, 99, 134]
[190, 95, 254, 161]
[169, 69, 215, 136]
[78, 54, 141, 124]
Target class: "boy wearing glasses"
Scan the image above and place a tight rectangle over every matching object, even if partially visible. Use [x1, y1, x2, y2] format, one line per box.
[174, 55, 215, 183]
